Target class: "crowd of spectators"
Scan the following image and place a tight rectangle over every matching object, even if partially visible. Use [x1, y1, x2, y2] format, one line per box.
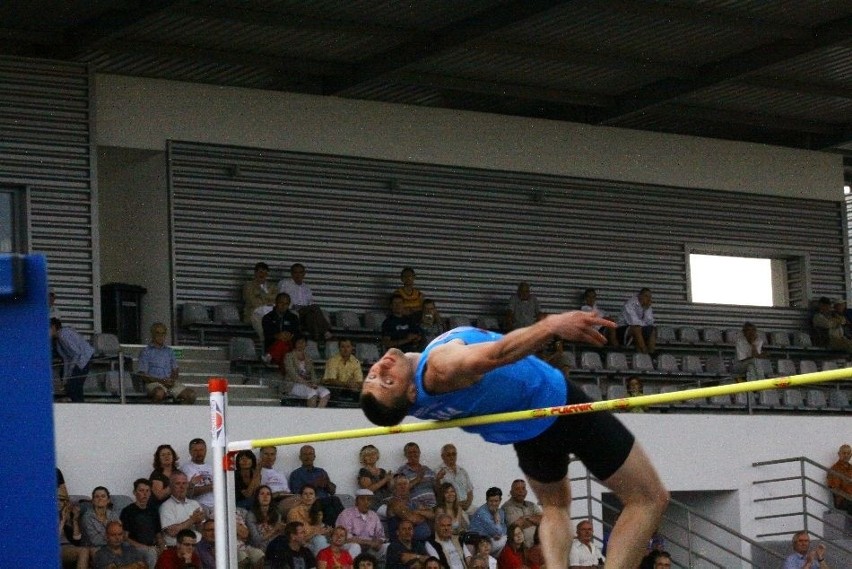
[58, 435, 686, 569]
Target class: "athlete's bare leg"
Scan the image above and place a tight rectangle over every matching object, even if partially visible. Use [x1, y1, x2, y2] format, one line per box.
[527, 442, 668, 569]
[525, 475, 572, 569]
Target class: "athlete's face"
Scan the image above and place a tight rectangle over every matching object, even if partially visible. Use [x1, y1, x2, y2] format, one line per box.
[362, 349, 416, 405]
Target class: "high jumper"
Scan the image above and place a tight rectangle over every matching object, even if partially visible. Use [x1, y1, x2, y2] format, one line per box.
[359, 310, 669, 569]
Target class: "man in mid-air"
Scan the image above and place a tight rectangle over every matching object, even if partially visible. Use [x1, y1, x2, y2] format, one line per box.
[360, 310, 668, 569]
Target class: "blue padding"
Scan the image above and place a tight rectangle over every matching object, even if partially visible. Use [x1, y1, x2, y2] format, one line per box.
[0, 254, 57, 565]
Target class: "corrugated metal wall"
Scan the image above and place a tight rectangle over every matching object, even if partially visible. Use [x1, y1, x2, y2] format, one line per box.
[0, 56, 97, 332]
[168, 141, 846, 333]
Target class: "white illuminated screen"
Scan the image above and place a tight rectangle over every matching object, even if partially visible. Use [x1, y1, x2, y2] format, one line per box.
[690, 254, 773, 306]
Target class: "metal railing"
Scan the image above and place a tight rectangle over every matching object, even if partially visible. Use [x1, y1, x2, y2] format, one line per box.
[570, 473, 785, 568]
[752, 456, 851, 552]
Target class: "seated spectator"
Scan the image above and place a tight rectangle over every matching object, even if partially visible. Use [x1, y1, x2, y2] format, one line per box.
[382, 294, 422, 353]
[316, 526, 354, 569]
[434, 483, 469, 536]
[434, 444, 473, 512]
[262, 293, 301, 367]
[278, 263, 333, 342]
[159, 472, 205, 548]
[337, 489, 387, 560]
[287, 485, 332, 555]
[93, 520, 146, 569]
[835, 300, 852, 339]
[284, 336, 331, 408]
[468, 487, 507, 556]
[734, 322, 768, 380]
[626, 377, 646, 413]
[247, 485, 287, 552]
[59, 486, 89, 569]
[466, 539, 496, 569]
[386, 519, 429, 569]
[386, 474, 434, 543]
[616, 288, 656, 354]
[568, 519, 604, 568]
[497, 522, 536, 569]
[258, 446, 295, 508]
[505, 282, 541, 331]
[289, 445, 344, 527]
[81, 486, 121, 554]
[196, 516, 262, 569]
[419, 299, 445, 348]
[196, 519, 215, 569]
[639, 550, 672, 569]
[155, 528, 201, 569]
[813, 297, 852, 352]
[182, 439, 214, 512]
[323, 338, 364, 391]
[149, 444, 180, 505]
[468, 554, 492, 569]
[394, 267, 425, 317]
[535, 336, 571, 376]
[234, 450, 262, 510]
[353, 552, 379, 569]
[580, 288, 618, 346]
[120, 478, 164, 568]
[357, 444, 393, 507]
[50, 317, 95, 403]
[425, 513, 466, 569]
[266, 522, 317, 569]
[397, 442, 437, 508]
[500, 480, 540, 549]
[49, 288, 63, 319]
[243, 261, 278, 343]
[136, 322, 196, 404]
[827, 443, 852, 514]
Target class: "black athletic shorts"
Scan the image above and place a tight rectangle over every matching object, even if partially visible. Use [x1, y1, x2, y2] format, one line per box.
[513, 378, 635, 483]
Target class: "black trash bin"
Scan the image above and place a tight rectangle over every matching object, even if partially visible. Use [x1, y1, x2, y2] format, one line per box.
[101, 283, 147, 343]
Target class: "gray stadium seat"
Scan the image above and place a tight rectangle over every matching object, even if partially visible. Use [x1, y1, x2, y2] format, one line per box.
[305, 340, 322, 361]
[477, 316, 500, 330]
[798, 360, 818, 375]
[705, 355, 727, 376]
[756, 390, 781, 409]
[656, 353, 679, 373]
[580, 351, 604, 371]
[804, 389, 827, 409]
[821, 360, 840, 371]
[356, 343, 381, 364]
[334, 310, 361, 330]
[181, 303, 212, 326]
[213, 303, 241, 323]
[448, 315, 472, 328]
[769, 331, 791, 347]
[92, 333, 121, 357]
[324, 340, 339, 359]
[828, 390, 849, 410]
[632, 353, 654, 372]
[363, 311, 385, 332]
[606, 352, 629, 371]
[607, 385, 628, 400]
[724, 328, 740, 344]
[702, 327, 724, 344]
[781, 389, 805, 410]
[228, 337, 258, 362]
[678, 327, 700, 343]
[776, 359, 797, 377]
[791, 331, 813, 348]
[581, 384, 602, 401]
[682, 355, 703, 374]
[656, 326, 676, 344]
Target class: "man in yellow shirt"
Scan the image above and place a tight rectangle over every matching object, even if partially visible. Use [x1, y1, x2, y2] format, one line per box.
[324, 338, 364, 390]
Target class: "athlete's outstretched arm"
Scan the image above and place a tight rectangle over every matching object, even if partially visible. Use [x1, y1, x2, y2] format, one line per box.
[424, 311, 614, 393]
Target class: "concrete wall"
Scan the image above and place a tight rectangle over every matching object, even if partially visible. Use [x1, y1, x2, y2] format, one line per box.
[94, 74, 843, 201]
[55, 404, 846, 551]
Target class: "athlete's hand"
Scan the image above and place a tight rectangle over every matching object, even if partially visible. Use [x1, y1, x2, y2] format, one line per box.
[546, 311, 614, 345]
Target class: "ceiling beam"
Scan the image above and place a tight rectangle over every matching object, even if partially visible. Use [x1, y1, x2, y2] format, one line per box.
[598, 13, 852, 126]
[41, 0, 183, 59]
[658, 103, 843, 135]
[738, 76, 852, 101]
[390, 71, 614, 107]
[327, 0, 570, 95]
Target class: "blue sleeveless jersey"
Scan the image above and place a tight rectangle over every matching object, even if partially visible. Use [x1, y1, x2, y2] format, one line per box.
[410, 327, 567, 444]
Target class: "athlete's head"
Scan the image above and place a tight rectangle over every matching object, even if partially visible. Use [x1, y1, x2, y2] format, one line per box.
[360, 348, 417, 426]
